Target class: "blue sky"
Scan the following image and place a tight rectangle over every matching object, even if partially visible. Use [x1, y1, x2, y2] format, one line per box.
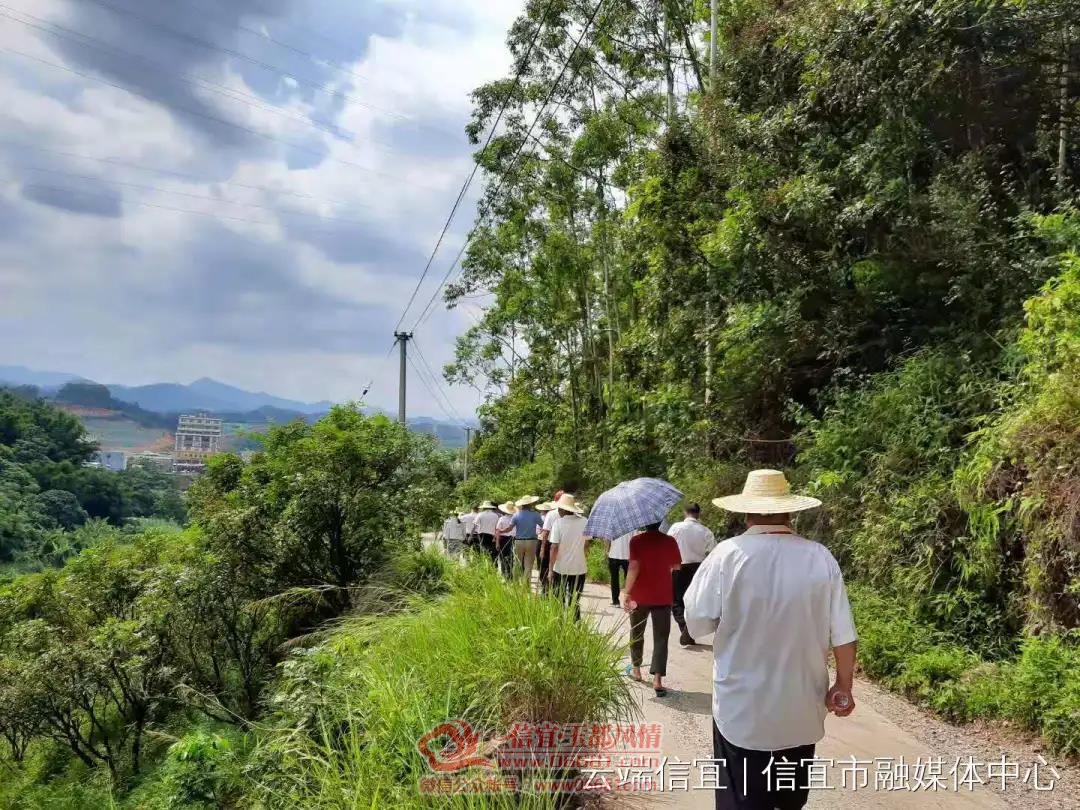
[0, 0, 521, 419]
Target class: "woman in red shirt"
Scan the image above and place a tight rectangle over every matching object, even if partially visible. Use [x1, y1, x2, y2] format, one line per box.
[620, 522, 683, 696]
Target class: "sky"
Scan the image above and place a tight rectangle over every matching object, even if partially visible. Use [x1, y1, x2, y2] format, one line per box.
[0, 0, 522, 422]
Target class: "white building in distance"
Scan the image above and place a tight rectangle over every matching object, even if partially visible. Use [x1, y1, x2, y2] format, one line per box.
[174, 413, 223, 475]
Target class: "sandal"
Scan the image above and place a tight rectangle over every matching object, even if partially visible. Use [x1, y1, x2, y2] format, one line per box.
[623, 665, 644, 682]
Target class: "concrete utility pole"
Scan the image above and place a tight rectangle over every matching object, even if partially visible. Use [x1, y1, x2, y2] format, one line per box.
[394, 331, 412, 424]
[463, 427, 473, 481]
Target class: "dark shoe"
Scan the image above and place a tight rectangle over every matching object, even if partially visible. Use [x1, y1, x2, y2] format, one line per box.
[679, 630, 695, 646]
[654, 687, 669, 697]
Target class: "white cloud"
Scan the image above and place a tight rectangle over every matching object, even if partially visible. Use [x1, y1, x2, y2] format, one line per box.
[0, 0, 526, 419]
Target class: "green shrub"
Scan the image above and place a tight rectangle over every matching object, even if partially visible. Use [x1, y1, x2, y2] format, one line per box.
[246, 563, 635, 808]
[586, 542, 610, 585]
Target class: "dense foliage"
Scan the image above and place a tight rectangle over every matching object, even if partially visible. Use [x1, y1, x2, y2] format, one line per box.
[0, 391, 184, 570]
[0, 407, 463, 805]
[450, 0, 1080, 751]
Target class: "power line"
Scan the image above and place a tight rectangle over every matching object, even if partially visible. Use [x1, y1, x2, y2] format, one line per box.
[0, 7, 412, 160]
[410, 0, 611, 331]
[360, 339, 399, 400]
[170, 0, 375, 89]
[13, 163, 379, 225]
[391, 0, 560, 332]
[407, 350, 462, 428]
[412, 337, 465, 425]
[68, 0, 457, 138]
[0, 44, 447, 191]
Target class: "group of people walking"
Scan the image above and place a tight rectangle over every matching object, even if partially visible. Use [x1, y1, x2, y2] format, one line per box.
[439, 491, 592, 614]
[441, 469, 859, 810]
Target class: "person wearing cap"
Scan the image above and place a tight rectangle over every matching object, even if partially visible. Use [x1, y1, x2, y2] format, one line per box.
[620, 522, 682, 697]
[509, 496, 544, 578]
[537, 490, 564, 591]
[683, 469, 858, 810]
[667, 503, 716, 646]
[547, 493, 589, 619]
[473, 501, 501, 564]
[439, 510, 466, 558]
[495, 502, 517, 577]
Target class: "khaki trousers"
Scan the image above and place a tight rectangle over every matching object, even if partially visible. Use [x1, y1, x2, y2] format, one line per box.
[514, 538, 537, 578]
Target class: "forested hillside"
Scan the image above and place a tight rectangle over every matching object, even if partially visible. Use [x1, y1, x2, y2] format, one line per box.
[0, 390, 185, 571]
[453, 0, 1080, 753]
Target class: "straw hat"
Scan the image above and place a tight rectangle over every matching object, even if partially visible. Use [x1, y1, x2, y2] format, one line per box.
[536, 501, 555, 512]
[478, 501, 497, 510]
[554, 493, 584, 514]
[515, 495, 540, 507]
[713, 469, 821, 514]
[499, 501, 517, 514]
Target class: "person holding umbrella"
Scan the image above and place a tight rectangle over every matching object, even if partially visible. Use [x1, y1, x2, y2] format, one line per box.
[684, 469, 858, 810]
[585, 477, 686, 696]
[620, 523, 682, 697]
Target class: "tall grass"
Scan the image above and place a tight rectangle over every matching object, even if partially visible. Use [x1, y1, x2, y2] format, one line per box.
[245, 562, 636, 808]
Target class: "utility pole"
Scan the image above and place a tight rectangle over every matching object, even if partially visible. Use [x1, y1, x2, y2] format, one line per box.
[394, 331, 412, 424]
[463, 427, 472, 481]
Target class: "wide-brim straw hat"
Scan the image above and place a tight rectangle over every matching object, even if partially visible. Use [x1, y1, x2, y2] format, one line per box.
[478, 501, 497, 510]
[713, 469, 821, 514]
[536, 501, 556, 512]
[554, 493, 584, 514]
[515, 495, 540, 507]
[499, 501, 517, 514]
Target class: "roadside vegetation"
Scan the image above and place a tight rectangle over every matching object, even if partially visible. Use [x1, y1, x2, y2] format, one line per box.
[448, 0, 1080, 758]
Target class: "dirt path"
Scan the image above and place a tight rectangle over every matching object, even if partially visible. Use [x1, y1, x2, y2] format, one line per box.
[577, 581, 1075, 810]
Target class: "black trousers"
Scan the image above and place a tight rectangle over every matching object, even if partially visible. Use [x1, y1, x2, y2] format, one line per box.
[554, 572, 586, 619]
[608, 557, 628, 604]
[629, 605, 671, 676]
[496, 537, 514, 578]
[478, 533, 497, 564]
[671, 562, 701, 629]
[537, 541, 550, 589]
[712, 721, 814, 810]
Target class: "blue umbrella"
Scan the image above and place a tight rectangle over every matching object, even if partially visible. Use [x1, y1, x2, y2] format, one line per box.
[584, 478, 684, 540]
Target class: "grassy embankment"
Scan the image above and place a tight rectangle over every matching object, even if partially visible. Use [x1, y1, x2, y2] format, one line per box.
[1, 549, 635, 809]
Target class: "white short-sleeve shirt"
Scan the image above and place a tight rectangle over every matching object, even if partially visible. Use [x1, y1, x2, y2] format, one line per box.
[442, 517, 465, 541]
[474, 509, 500, 536]
[684, 525, 858, 751]
[667, 517, 716, 563]
[608, 532, 632, 560]
[550, 513, 589, 575]
[541, 509, 559, 537]
[459, 512, 476, 536]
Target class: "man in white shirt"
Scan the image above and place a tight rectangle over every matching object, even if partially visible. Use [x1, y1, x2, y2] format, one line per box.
[440, 512, 466, 557]
[547, 493, 589, 620]
[606, 531, 632, 606]
[667, 503, 716, 645]
[537, 492, 563, 593]
[473, 502, 501, 564]
[684, 470, 857, 810]
[458, 509, 477, 550]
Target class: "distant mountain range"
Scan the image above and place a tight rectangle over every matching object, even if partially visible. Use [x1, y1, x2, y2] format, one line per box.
[0, 365, 473, 447]
[107, 378, 335, 416]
